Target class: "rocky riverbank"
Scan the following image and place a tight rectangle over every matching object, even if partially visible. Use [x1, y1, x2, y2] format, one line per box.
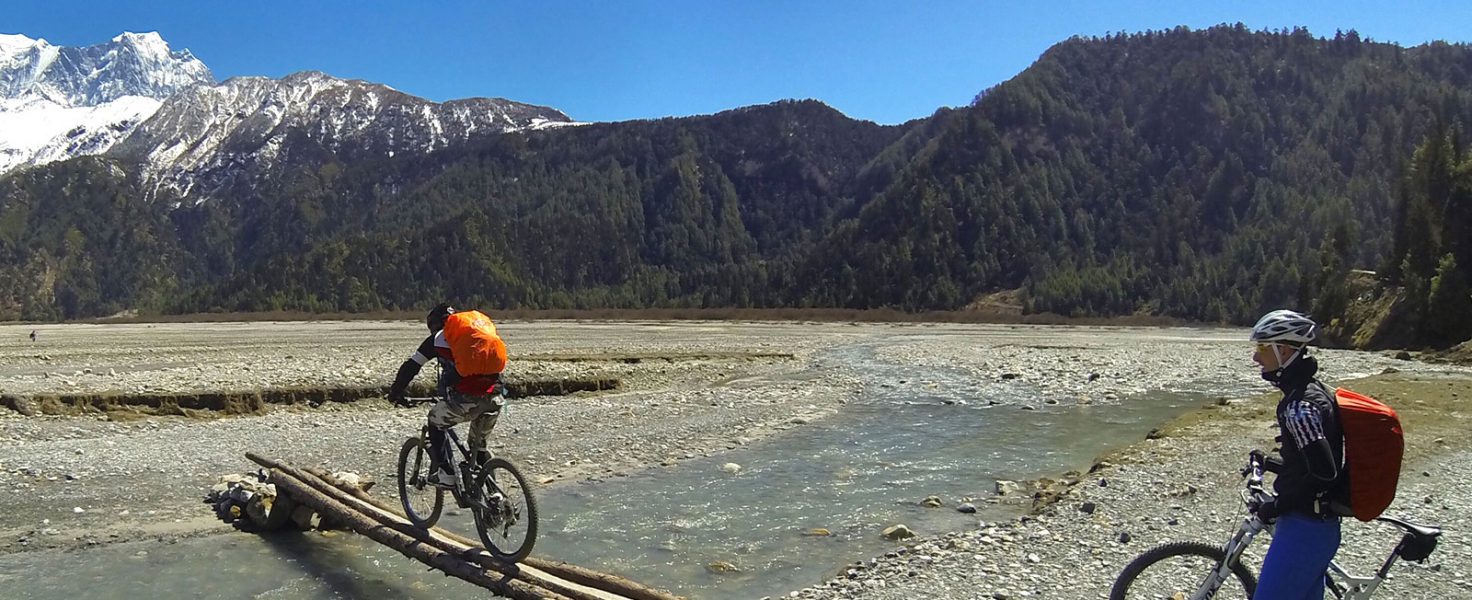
[785, 372, 1472, 600]
[1, 321, 1464, 600]
[0, 320, 866, 555]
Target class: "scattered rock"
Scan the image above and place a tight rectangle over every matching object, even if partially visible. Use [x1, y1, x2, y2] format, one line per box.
[289, 505, 319, 531]
[921, 496, 943, 508]
[706, 561, 740, 574]
[956, 503, 977, 514]
[882, 524, 915, 540]
[1, 395, 38, 417]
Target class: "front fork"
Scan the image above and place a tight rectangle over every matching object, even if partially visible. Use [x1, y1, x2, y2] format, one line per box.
[1192, 517, 1267, 600]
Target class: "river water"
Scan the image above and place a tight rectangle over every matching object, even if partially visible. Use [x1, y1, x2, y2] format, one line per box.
[0, 337, 1373, 600]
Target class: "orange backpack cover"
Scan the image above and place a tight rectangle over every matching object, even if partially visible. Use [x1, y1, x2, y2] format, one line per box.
[1333, 387, 1403, 521]
[442, 310, 508, 377]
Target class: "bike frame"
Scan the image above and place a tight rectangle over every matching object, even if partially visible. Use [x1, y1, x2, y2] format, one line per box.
[406, 394, 505, 512]
[1191, 457, 1413, 600]
[1322, 543, 1405, 599]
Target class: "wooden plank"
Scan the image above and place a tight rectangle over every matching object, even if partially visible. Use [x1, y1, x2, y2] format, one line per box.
[244, 453, 681, 600]
[300, 465, 684, 600]
[264, 466, 569, 599]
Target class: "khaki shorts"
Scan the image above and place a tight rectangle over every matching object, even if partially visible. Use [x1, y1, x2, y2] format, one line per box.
[428, 390, 504, 452]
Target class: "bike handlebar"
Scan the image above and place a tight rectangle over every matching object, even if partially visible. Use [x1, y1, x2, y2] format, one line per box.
[1239, 451, 1276, 522]
[398, 396, 438, 407]
[1243, 452, 1265, 491]
[396, 388, 509, 407]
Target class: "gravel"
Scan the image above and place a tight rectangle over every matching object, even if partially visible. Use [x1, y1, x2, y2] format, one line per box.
[2, 320, 1466, 600]
[784, 376, 1472, 600]
[0, 320, 868, 554]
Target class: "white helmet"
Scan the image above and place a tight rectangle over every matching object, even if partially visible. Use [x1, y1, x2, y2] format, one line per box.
[1250, 309, 1316, 345]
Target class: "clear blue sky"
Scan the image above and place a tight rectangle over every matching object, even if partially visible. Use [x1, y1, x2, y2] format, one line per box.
[7, 1, 1472, 124]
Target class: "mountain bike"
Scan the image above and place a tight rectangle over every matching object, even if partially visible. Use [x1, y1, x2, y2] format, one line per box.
[1110, 453, 1441, 599]
[396, 393, 539, 563]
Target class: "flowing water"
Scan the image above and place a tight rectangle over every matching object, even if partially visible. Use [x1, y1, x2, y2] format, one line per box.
[0, 340, 1272, 599]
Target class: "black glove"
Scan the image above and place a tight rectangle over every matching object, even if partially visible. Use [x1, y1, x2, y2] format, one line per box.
[388, 389, 408, 407]
[1250, 492, 1280, 523]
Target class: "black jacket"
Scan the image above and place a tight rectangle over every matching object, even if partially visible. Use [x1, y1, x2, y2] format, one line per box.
[1267, 356, 1347, 516]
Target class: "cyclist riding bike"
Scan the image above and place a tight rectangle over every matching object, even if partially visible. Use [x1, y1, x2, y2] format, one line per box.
[1250, 309, 1346, 599]
[388, 303, 507, 489]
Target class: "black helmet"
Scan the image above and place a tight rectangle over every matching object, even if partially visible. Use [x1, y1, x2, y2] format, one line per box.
[427, 303, 455, 333]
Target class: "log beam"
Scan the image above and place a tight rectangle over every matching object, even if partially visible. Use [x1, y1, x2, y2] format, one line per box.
[244, 453, 682, 600]
[263, 465, 567, 599]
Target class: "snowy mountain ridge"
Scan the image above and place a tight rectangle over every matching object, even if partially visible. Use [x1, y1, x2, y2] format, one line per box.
[1, 32, 574, 196]
[116, 70, 573, 201]
[0, 31, 213, 174]
[0, 31, 211, 106]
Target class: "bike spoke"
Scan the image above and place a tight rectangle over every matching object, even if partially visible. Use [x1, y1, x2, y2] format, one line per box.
[398, 437, 443, 527]
[473, 458, 538, 562]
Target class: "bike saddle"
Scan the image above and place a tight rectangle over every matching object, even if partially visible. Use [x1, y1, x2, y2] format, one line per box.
[1376, 515, 1442, 539]
[1378, 516, 1441, 562]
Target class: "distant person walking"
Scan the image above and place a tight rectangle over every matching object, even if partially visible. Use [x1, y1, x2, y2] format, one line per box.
[29, 330, 36, 343]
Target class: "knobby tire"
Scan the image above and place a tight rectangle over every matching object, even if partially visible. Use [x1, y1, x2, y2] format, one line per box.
[1110, 541, 1258, 600]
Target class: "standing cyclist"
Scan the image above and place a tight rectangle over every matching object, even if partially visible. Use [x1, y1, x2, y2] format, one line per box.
[1249, 309, 1346, 599]
[388, 303, 508, 488]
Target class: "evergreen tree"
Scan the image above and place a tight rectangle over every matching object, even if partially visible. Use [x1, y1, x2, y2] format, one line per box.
[1427, 253, 1472, 346]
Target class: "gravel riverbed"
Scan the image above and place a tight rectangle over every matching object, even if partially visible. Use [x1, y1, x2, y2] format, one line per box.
[1, 320, 1466, 599]
[784, 374, 1472, 600]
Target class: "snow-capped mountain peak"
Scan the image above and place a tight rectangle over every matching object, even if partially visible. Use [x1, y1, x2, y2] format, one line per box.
[0, 30, 212, 107]
[2, 32, 574, 196]
[118, 69, 573, 201]
[0, 33, 42, 56]
[0, 31, 214, 175]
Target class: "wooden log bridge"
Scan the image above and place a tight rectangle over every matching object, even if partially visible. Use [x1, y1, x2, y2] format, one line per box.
[244, 452, 682, 600]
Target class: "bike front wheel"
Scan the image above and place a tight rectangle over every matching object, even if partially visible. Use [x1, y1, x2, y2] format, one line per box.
[1110, 541, 1257, 600]
[397, 437, 443, 528]
[472, 457, 539, 563]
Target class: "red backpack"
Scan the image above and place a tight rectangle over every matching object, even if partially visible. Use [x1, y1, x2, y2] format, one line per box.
[442, 310, 508, 377]
[1331, 387, 1403, 521]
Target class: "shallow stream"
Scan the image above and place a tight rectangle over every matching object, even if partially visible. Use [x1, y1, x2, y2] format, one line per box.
[0, 340, 1277, 599]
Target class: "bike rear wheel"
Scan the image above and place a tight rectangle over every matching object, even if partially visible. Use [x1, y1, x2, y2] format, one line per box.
[1110, 541, 1257, 600]
[472, 457, 538, 563]
[397, 437, 443, 528]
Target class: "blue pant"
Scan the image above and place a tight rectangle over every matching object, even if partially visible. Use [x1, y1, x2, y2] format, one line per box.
[1255, 512, 1341, 600]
